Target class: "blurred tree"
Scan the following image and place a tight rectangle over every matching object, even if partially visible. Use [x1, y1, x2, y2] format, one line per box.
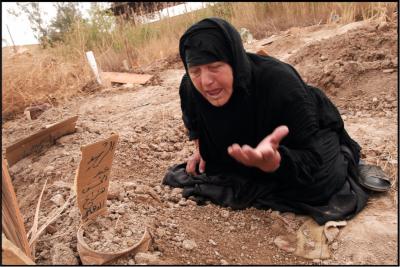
[7, 2, 49, 47]
[48, 2, 84, 43]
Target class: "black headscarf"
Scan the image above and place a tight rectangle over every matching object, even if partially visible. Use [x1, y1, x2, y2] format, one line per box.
[183, 29, 231, 67]
[179, 17, 252, 93]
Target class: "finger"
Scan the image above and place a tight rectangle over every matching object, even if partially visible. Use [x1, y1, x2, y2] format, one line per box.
[228, 144, 250, 165]
[199, 158, 206, 173]
[186, 159, 196, 175]
[259, 125, 289, 149]
[269, 125, 289, 147]
[242, 145, 263, 165]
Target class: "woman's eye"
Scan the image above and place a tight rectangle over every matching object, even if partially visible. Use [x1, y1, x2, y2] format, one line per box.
[209, 64, 222, 71]
[189, 69, 200, 77]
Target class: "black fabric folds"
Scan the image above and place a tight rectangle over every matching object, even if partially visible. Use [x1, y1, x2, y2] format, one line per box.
[166, 17, 369, 225]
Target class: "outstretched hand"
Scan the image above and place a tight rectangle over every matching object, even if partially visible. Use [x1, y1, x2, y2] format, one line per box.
[227, 125, 289, 172]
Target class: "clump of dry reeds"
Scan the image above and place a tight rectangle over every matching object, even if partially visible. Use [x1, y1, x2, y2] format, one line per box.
[2, 46, 92, 120]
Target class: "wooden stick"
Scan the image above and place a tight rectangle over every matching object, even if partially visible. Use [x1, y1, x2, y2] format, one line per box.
[27, 177, 49, 256]
[2, 159, 33, 259]
[2, 233, 35, 265]
[28, 193, 75, 246]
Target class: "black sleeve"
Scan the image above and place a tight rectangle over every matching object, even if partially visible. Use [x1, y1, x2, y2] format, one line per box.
[179, 74, 199, 140]
[267, 66, 328, 185]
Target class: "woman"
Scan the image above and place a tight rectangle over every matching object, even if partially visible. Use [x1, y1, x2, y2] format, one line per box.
[163, 17, 387, 225]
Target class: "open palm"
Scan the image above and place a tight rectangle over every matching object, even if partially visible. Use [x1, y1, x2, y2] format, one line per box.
[227, 125, 289, 172]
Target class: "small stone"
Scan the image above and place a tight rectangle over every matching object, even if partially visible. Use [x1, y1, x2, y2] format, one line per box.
[46, 224, 57, 235]
[273, 235, 296, 253]
[372, 97, 378, 102]
[382, 69, 394, 73]
[171, 188, 183, 196]
[186, 199, 197, 206]
[182, 239, 197, 250]
[331, 241, 339, 250]
[44, 166, 55, 174]
[320, 55, 328, 61]
[220, 210, 230, 218]
[220, 259, 229, 265]
[160, 151, 170, 160]
[178, 198, 187, 206]
[156, 228, 166, 238]
[208, 239, 217, 246]
[50, 194, 65, 207]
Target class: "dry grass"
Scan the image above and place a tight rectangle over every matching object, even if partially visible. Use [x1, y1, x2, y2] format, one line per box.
[2, 46, 92, 120]
[2, 2, 397, 120]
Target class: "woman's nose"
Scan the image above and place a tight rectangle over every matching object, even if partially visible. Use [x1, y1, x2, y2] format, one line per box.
[200, 70, 213, 87]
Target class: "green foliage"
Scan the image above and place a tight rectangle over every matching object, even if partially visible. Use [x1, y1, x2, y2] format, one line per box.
[48, 2, 84, 43]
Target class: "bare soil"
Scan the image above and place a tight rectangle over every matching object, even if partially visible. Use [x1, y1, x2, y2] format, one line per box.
[2, 19, 398, 265]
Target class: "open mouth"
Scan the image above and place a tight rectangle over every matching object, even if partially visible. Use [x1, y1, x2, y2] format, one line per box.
[205, 88, 223, 99]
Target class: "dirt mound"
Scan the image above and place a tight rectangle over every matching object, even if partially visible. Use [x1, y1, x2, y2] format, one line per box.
[287, 21, 397, 97]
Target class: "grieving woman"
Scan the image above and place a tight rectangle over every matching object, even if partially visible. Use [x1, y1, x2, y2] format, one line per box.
[163, 17, 389, 225]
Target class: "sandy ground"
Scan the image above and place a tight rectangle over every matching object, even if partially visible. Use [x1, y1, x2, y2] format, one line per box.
[2, 18, 398, 265]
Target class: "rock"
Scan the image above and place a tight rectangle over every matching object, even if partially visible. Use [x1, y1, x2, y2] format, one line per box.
[44, 166, 55, 174]
[320, 55, 328, 61]
[50, 194, 65, 207]
[220, 210, 230, 218]
[46, 224, 57, 235]
[51, 243, 78, 265]
[208, 239, 217, 246]
[273, 235, 296, 253]
[182, 239, 197, 250]
[220, 259, 229, 265]
[178, 198, 187, 206]
[135, 184, 151, 194]
[171, 188, 183, 196]
[135, 252, 160, 264]
[382, 69, 394, 73]
[160, 151, 170, 160]
[156, 228, 166, 238]
[186, 199, 197, 206]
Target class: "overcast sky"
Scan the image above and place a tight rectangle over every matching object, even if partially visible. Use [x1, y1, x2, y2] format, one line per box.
[2, 2, 211, 47]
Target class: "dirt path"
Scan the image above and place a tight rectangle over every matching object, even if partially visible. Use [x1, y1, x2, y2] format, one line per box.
[2, 19, 397, 265]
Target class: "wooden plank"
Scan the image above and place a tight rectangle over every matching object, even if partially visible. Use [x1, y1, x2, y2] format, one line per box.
[101, 72, 153, 85]
[2, 234, 35, 265]
[2, 159, 33, 260]
[5, 116, 78, 166]
[75, 134, 119, 223]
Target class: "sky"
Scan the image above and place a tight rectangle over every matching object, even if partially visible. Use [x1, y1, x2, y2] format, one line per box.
[2, 2, 212, 47]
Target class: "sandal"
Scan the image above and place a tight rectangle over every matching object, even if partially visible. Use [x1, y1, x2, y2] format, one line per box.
[357, 164, 391, 192]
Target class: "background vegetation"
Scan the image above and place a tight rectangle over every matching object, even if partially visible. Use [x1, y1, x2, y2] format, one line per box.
[2, 2, 397, 120]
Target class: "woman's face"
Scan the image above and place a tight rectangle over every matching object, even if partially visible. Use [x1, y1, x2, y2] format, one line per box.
[188, 61, 233, 107]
